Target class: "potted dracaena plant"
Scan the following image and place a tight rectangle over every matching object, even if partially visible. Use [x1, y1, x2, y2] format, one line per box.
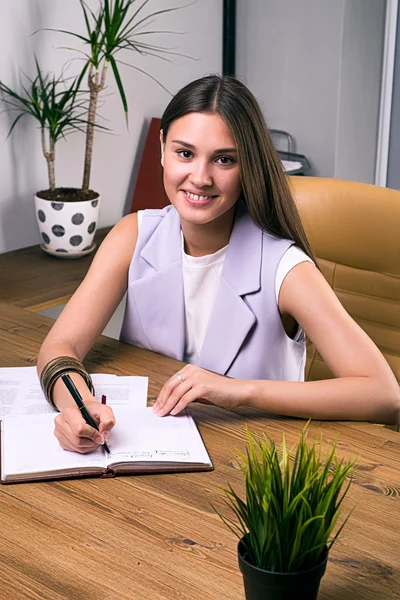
[33, 0, 185, 258]
[217, 425, 355, 600]
[0, 0, 186, 257]
[0, 59, 98, 256]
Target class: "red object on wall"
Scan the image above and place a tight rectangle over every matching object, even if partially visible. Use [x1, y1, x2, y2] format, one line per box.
[130, 117, 170, 213]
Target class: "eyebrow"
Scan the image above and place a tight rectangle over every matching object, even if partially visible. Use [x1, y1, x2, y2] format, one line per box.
[170, 139, 238, 153]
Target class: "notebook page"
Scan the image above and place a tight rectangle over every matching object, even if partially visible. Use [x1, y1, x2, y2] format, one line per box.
[1, 413, 108, 478]
[106, 406, 211, 465]
[0, 367, 148, 416]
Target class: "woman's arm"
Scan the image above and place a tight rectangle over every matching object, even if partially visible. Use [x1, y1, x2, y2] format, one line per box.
[38, 213, 138, 378]
[244, 262, 400, 424]
[37, 213, 138, 451]
[153, 262, 400, 424]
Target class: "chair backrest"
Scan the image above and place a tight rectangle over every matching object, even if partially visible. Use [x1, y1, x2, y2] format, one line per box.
[130, 117, 170, 213]
[290, 176, 400, 385]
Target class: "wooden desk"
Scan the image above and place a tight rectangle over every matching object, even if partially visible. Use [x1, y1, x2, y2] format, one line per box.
[0, 228, 110, 312]
[0, 303, 399, 600]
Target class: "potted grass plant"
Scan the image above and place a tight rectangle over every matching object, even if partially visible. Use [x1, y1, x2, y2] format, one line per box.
[0, 0, 185, 257]
[218, 426, 355, 600]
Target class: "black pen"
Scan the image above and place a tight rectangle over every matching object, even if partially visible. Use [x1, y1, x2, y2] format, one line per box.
[61, 374, 111, 454]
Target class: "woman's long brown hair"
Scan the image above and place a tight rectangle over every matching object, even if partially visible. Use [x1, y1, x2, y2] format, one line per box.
[161, 75, 317, 264]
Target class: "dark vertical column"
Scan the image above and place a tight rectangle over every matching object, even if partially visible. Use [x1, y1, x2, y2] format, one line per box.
[223, 0, 236, 76]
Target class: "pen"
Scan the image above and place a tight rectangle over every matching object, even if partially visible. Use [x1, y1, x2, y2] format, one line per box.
[61, 374, 111, 454]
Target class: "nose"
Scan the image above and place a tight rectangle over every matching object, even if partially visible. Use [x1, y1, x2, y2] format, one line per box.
[189, 159, 212, 188]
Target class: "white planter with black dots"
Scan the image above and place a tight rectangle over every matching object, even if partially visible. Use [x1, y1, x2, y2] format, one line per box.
[34, 191, 101, 258]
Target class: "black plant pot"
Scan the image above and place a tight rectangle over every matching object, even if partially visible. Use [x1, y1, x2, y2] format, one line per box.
[238, 539, 328, 600]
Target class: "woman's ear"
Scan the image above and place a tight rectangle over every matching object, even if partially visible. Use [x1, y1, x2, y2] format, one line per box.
[159, 130, 164, 167]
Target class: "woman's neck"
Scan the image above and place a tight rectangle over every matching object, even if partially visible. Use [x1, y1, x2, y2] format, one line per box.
[181, 207, 235, 257]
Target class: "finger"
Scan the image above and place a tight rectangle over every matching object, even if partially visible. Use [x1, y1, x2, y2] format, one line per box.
[54, 415, 102, 452]
[54, 424, 99, 454]
[154, 379, 190, 415]
[55, 429, 97, 454]
[154, 375, 183, 413]
[60, 407, 104, 444]
[170, 387, 201, 416]
[156, 379, 193, 416]
[85, 404, 116, 438]
[155, 364, 195, 406]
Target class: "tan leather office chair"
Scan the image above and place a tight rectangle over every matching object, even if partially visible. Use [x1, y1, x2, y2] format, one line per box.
[291, 177, 400, 390]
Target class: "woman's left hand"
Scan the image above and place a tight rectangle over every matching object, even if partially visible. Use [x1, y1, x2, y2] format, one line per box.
[153, 365, 244, 416]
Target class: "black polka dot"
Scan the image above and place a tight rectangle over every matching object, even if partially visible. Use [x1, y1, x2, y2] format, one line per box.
[91, 200, 98, 208]
[70, 235, 83, 247]
[56, 248, 68, 253]
[51, 202, 64, 211]
[41, 232, 50, 244]
[87, 221, 96, 234]
[82, 245, 92, 251]
[38, 210, 46, 223]
[52, 224, 65, 237]
[71, 213, 84, 225]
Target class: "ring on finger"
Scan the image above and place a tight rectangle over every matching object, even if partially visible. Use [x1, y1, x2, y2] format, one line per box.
[176, 373, 183, 384]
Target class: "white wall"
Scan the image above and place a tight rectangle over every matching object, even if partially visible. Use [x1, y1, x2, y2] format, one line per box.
[236, 0, 344, 177]
[0, 0, 222, 253]
[236, 0, 386, 181]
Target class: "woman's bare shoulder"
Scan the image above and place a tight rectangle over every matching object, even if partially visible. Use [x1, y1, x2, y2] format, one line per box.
[109, 211, 138, 238]
[94, 212, 139, 269]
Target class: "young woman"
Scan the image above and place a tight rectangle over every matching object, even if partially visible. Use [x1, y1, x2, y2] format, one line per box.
[37, 75, 400, 454]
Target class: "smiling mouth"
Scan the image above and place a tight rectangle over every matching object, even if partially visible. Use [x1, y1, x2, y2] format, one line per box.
[184, 191, 217, 201]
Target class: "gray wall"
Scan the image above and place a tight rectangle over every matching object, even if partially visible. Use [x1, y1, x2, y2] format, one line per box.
[236, 0, 386, 182]
[387, 6, 400, 190]
[335, 0, 386, 181]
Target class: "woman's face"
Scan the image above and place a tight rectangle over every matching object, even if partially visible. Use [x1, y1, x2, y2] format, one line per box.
[161, 112, 242, 227]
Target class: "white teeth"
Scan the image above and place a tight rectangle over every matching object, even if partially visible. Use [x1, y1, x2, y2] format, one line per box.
[186, 192, 211, 201]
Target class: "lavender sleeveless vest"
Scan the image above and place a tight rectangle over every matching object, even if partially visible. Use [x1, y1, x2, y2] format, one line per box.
[120, 202, 306, 380]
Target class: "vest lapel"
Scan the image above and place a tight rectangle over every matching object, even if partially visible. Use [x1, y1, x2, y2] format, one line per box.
[130, 207, 185, 360]
[131, 203, 263, 370]
[197, 203, 262, 375]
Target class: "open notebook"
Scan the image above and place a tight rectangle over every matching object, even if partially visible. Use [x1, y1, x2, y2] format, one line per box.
[0, 406, 213, 483]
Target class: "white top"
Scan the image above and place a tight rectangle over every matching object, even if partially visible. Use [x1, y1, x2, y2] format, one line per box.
[137, 211, 313, 375]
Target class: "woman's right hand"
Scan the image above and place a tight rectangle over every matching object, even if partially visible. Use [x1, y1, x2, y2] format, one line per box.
[54, 399, 116, 454]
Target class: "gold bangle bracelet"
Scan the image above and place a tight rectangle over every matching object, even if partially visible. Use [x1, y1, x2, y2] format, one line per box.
[41, 359, 85, 394]
[40, 357, 80, 398]
[40, 356, 95, 411]
[48, 369, 95, 411]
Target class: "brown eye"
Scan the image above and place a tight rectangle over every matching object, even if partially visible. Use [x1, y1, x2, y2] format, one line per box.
[216, 156, 235, 165]
[177, 150, 193, 159]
